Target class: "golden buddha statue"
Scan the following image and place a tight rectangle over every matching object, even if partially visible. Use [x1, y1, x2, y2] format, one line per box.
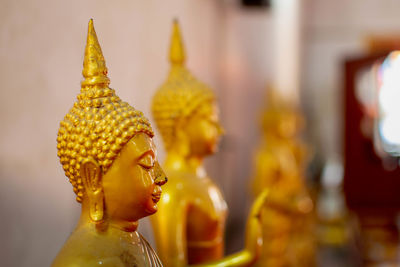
[252, 89, 315, 267]
[150, 20, 268, 267]
[52, 20, 167, 267]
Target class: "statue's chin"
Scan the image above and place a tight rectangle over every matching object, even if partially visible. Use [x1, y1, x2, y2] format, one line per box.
[144, 203, 158, 215]
[207, 143, 219, 155]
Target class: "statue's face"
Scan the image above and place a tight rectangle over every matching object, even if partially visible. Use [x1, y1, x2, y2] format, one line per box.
[185, 101, 223, 156]
[102, 133, 167, 222]
[273, 110, 303, 139]
[277, 112, 297, 138]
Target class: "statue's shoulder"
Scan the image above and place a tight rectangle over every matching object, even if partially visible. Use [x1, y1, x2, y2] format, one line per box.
[255, 148, 279, 169]
[256, 144, 276, 158]
[52, 230, 127, 267]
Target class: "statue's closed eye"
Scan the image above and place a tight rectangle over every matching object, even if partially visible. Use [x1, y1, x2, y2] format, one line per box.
[138, 154, 155, 170]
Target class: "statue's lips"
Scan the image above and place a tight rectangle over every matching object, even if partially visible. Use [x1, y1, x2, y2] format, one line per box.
[152, 192, 162, 203]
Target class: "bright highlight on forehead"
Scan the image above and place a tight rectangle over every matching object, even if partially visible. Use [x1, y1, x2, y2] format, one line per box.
[125, 133, 157, 158]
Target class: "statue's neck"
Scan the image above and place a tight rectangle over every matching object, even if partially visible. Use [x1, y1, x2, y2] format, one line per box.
[78, 201, 139, 233]
[264, 132, 289, 144]
[164, 151, 206, 178]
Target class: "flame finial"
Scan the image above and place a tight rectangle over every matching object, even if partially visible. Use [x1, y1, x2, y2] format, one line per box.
[169, 19, 186, 65]
[82, 19, 110, 87]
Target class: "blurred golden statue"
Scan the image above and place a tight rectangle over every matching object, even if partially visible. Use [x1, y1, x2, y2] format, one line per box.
[252, 89, 315, 267]
[52, 20, 167, 267]
[151, 20, 268, 267]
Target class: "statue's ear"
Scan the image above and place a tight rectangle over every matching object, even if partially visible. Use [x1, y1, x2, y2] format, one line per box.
[80, 158, 104, 222]
[174, 118, 190, 156]
[81, 158, 102, 192]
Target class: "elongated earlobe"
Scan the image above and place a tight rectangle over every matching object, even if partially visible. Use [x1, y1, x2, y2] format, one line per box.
[80, 158, 104, 222]
[174, 122, 190, 156]
[90, 190, 104, 222]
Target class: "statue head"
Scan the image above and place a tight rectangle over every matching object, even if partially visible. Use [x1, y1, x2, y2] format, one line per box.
[261, 87, 304, 139]
[152, 21, 223, 157]
[57, 20, 167, 225]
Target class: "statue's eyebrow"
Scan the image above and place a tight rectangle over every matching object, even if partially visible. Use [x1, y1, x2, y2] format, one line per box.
[137, 149, 155, 161]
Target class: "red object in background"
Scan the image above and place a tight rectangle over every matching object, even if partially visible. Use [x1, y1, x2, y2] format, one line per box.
[343, 53, 400, 213]
[241, 0, 270, 7]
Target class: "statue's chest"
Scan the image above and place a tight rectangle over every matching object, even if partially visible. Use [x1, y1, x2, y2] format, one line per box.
[117, 234, 163, 267]
[185, 183, 228, 242]
[275, 148, 298, 175]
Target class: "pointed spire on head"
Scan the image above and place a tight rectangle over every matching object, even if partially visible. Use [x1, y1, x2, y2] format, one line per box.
[81, 19, 110, 88]
[169, 19, 186, 65]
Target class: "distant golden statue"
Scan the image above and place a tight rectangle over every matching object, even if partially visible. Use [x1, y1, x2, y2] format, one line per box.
[52, 20, 167, 267]
[252, 89, 315, 267]
[151, 20, 268, 267]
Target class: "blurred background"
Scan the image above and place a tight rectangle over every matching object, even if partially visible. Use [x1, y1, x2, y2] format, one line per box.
[2, 0, 400, 266]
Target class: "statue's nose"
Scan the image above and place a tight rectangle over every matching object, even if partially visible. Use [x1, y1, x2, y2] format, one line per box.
[154, 162, 168, 186]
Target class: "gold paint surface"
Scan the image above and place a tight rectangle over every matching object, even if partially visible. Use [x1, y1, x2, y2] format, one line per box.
[53, 20, 166, 267]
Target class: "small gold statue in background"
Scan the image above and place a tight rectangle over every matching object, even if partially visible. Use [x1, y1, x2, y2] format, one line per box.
[252, 89, 315, 267]
[151, 20, 268, 267]
[52, 20, 167, 267]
